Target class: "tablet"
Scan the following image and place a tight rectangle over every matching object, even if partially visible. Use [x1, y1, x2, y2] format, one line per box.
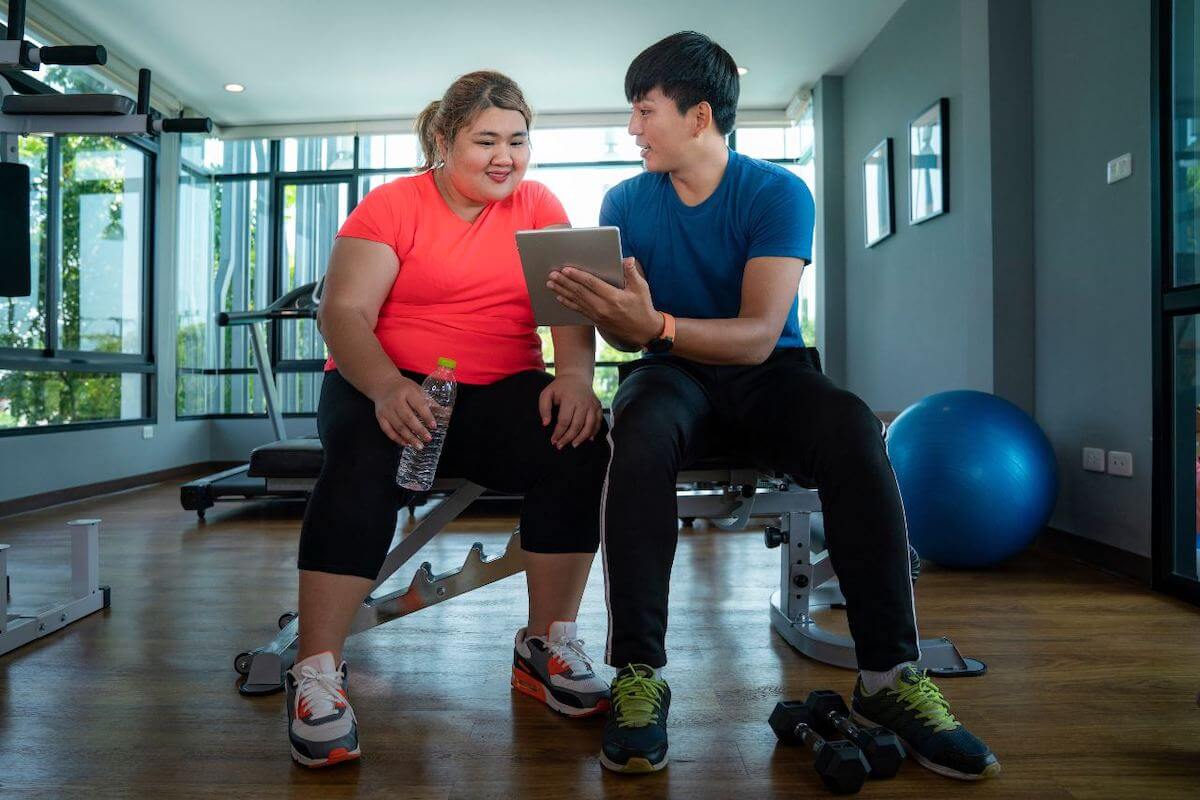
[516, 226, 625, 326]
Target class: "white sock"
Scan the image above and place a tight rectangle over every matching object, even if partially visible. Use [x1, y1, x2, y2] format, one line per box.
[859, 662, 914, 694]
[292, 651, 338, 673]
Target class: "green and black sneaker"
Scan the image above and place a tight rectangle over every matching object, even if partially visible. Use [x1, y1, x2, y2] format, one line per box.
[599, 664, 671, 773]
[851, 666, 1000, 781]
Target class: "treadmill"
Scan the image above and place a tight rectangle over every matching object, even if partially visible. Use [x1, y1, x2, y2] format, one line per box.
[180, 281, 325, 519]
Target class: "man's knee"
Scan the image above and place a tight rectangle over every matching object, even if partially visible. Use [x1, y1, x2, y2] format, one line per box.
[781, 390, 884, 455]
[609, 408, 686, 481]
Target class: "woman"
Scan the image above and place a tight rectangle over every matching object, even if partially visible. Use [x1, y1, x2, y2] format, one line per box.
[285, 71, 610, 768]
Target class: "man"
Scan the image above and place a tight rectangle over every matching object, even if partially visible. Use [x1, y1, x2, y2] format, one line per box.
[547, 31, 1000, 781]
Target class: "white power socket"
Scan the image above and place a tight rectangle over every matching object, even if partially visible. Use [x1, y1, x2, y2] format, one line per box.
[142, 425, 154, 440]
[1082, 447, 1106, 472]
[1107, 450, 1133, 477]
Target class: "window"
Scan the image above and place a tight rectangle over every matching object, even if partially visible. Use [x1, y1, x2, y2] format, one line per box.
[58, 137, 147, 355]
[277, 180, 349, 412]
[360, 134, 421, 170]
[282, 135, 354, 172]
[735, 114, 818, 349]
[0, 370, 145, 428]
[176, 137, 272, 417]
[1, 132, 154, 432]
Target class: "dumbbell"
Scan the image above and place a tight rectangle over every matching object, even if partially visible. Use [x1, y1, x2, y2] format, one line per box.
[804, 690, 906, 778]
[769, 701, 870, 795]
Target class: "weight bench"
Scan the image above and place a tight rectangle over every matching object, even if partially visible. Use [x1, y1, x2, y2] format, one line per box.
[234, 459, 983, 696]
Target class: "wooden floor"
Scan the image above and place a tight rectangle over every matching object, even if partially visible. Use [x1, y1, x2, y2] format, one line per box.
[2, 476, 1200, 799]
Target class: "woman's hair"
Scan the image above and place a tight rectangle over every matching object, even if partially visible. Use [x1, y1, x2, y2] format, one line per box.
[415, 70, 533, 171]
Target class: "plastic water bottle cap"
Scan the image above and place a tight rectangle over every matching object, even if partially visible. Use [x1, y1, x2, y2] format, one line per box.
[437, 357, 457, 370]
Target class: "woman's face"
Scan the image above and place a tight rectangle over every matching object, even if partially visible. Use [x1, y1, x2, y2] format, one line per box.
[440, 106, 530, 204]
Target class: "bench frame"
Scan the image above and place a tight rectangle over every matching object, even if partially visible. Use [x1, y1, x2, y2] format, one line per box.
[234, 471, 983, 696]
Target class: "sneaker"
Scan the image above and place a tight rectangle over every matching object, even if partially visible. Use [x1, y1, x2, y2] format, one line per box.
[512, 621, 610, 717]
[599, 664, 671, 773]
[285, 652, 361, 768]
[851, 665, 1000, 780]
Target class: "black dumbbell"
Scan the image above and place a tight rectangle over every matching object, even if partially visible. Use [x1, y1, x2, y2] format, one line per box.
[804, 690, 906, 778]
[769, 701, 870, 795]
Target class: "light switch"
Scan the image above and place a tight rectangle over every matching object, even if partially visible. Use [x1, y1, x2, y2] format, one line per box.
[1106, 153, 1132, 184]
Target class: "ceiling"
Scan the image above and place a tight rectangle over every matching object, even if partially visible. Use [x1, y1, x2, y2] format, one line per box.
[26, 0, 905, 128]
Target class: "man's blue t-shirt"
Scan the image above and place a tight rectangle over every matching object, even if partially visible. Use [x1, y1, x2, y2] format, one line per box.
[599, 148, 815, 349]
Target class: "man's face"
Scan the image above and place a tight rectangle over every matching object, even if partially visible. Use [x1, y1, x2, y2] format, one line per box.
[626, 87, 697, 173]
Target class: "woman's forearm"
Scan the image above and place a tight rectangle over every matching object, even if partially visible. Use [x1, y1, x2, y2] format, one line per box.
[550, 325, 597, 380]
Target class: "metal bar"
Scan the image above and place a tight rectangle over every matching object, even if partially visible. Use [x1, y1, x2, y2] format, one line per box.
[46, 135, 59, 352]
[250, 323, 287, 441]
[0, 544, 8, 633]
[0, 356, 155, 373]
[68, 519, 100, 599]
[353, 529, 524, 632]
[0, 591, 106, 656]
[0, 115, 154, 136]
[369, 480, 486, 594]
[676, 487, 821, 520]
[6, 0, 25, 42]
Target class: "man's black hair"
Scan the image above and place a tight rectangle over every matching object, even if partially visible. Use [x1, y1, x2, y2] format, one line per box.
[624, 31, 740, 135]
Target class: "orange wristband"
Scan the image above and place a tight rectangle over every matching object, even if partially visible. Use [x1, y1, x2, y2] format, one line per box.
[659, 312, 676, 342]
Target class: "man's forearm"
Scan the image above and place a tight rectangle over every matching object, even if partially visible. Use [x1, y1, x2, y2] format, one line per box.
[671, 316, 778, 365]
[601, 316, 778, 365]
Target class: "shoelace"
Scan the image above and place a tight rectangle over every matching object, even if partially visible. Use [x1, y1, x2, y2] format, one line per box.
[296, 665, 346, 721]
[612, 664, 666, 728]
[546, 636, 593, 675]
[891, 671, 959, 733]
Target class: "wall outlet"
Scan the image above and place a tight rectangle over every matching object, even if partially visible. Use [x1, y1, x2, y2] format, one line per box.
[1083, 447, 1106, 472]
[1106, 153, 1132, 184]
[142, 425, 154, 440]
[1107, 450, 1133, 477]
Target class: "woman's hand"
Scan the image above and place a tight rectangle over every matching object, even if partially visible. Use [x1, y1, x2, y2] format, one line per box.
[538, 374, 602, 449]
[372, 376, 437, 449]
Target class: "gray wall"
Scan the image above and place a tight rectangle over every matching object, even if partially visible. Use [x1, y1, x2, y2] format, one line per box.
[827, 0, 1153, 555]
[1032, 0, 1153, 555]
[0, 136, 213, 505]
[210, 416, 315, 463]
[840, 0, 984, 412]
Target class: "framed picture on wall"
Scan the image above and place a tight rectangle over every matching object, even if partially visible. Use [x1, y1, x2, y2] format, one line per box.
[909, 97, 949, 225]
[863, 137, 894, 247]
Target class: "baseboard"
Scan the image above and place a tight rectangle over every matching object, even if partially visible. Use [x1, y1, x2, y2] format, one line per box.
[1034, 526, 1152, 585]
[0, 462, 240, 519]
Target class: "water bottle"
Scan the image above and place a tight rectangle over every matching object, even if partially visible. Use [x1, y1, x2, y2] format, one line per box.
[396, 357, 457, 491]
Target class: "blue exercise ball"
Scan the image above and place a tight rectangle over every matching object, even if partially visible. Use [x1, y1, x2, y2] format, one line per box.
[886, 390, 1057, 568]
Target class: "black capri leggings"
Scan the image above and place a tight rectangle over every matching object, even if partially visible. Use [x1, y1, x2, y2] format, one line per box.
[298, 369, 610, 580]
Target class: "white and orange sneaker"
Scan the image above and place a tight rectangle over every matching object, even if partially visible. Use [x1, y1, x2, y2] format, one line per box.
[512, 621, 610, 717]
[285, 652, 361, 767]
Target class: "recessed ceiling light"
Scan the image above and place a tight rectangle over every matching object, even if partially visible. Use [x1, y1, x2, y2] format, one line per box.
[737, 66, 748, 76]
[224, 83, 245, 93]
